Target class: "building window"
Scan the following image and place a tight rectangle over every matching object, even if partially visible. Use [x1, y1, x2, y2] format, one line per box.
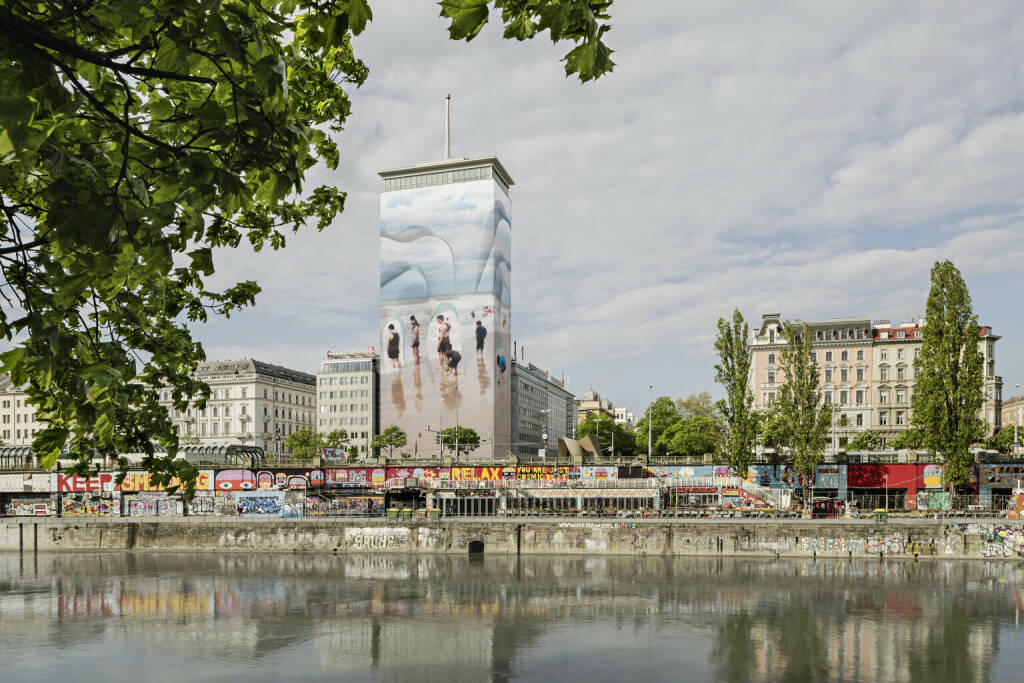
[840, 369, 848, 382]
[840, 350, 848, 361]
[767, 392, 775, 403]
[880, 350, 888, 360]
[897, 390, 905, 403]
[880, 369, 888, 381]
[896, 349, 904, 360]
[855, 390, 864, 405]
[825, 368, 833, 382]
[840, 390, 848, 405]
[825, 351, 833, 362]
[824, 391, 833, 404]
[856, 368, 864, 381]
[856, 349, 864, 361]
[880, 413, 888, 426]
[768, 353, 775, 365]
[880, 392, 888, 404]
[856, 413, 863, 426]
[810, 352, 817, 363]
[895, 411, 905, 425]
[767, 372, 776, 384]
[242, 388, 247, 398]
[897, 367, 906, 380]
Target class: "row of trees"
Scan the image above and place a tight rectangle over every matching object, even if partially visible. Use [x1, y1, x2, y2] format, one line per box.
[702, 260, 989, 492]
[281, 424, 482, 461]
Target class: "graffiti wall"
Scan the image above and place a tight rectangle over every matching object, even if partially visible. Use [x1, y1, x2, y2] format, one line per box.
[125, 492, 181, 516]
[306, 495, 385, 516]
[215, 470, 257, 491]
[61, 493, 121, 516]
[3, 497, 54, 516]
[235, 491, 284, 517]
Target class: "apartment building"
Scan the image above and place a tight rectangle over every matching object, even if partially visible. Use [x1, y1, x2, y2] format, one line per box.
[576, 388, 616, 425]
[750, 313, 1002, 448]
[0, 375, 42, 445]
[316, 352, 379, 457]
[157, 359, 316, 456]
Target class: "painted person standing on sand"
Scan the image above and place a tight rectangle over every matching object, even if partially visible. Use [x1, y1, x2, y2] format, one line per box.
[410, 315, 420, 365]
[436, 315, 450, 368]
[475, 320, 487, 360]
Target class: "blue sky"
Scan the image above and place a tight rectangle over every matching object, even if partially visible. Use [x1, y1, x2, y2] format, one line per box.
[197, 1, 1024, 415]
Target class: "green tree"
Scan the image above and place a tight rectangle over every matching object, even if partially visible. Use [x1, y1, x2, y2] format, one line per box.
[911, 261, 986, 487]
[775, 322, 832, 504]
[576, 412, 635, 458]
[986, 425, 1015, 455]
[714, 309, 757, 477]
[890, 427, 926, 450]
[675, 392, 719, 420]
[660, 415, 722, 458]
[437, 426, 480, 458]
[846, 430, 882, 451]
[635, 396, 680, 459]
[285, 428, 348, 460]
[347, 444, 359, 461]
[0, 1, 616, 489]
[371, 425, 407, 459]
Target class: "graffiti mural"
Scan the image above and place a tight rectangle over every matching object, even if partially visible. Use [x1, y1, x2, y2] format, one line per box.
[236, 491, 284, 516]
[215, 470, 257, 491]
[306, 495, 385, 516]
[3, 497, 54, 516]
[61, 494, 120, 516]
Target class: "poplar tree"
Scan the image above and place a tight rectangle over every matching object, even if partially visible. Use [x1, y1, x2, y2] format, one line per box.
[714, 309, 756, 477]
[776, 322, 832, 505]
[911, 260, 985, 487]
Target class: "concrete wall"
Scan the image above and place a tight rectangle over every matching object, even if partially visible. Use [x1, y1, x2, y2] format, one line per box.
[2, 519, 1023, 559]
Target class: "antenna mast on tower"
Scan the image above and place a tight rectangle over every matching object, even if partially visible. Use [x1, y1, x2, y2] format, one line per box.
[444, 94, 452, 159]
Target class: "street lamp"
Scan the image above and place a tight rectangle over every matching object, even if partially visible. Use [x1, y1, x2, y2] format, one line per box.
[647, 384, 653, 465]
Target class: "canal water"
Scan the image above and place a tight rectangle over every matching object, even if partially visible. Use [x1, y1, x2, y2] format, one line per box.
[1, 553, 1022, 682]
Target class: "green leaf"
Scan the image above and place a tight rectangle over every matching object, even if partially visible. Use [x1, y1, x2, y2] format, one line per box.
[188, 248, 215, 275]
[342, 0, 373, 35]
[439, 0, 491, 41]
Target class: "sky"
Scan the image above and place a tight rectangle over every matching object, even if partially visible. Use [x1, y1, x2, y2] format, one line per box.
[197, 0, 1024, 415]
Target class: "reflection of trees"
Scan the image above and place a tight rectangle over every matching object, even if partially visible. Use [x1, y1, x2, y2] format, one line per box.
[0, 552, 1014, 681]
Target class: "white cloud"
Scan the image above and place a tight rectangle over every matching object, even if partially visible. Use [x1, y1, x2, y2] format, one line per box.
[193, 0, 1024, 409]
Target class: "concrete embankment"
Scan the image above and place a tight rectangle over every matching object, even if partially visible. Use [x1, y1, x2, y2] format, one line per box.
[4, 518, 1023, 559]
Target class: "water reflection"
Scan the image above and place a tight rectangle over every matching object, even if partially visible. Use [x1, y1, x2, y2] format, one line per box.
[0, 553, 1021, 682]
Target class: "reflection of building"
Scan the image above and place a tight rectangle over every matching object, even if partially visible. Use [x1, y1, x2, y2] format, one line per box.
[510, 360, 575, 459]
[378, 156, 514, 459]
[0, 375, 41, 445]
[750, 313, 1002, 447]
[576, 388, 615, 425]
[316, 352, 380, 457]
[156, 359, 316, 456]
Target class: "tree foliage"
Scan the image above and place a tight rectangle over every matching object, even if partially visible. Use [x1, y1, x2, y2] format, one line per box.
[371, 425, 407, 459]
[714, 309, 756, 477]
[440, 0, 616, 83]
[986, 425, 1015, 455]
[437, 425, 480, 457]
[576, 412, 634, 458]
[889, 427, 926, 451]
[0, 1, 614, 486]
[910, 261, 985, 486]
[660, 415, 722, 458]
[635, 396, 678, 458]
[775, 323, 832, 495]
[846, 430, 882, 451]
[285, 428, 348, 460]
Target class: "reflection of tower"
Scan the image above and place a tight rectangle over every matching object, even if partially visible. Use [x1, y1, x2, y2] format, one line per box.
[378, 155, 514, 459]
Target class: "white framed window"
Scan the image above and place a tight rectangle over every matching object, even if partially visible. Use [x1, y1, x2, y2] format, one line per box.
[857, 349, 864, 361]
[897, 390, 905, 403]
[825, 351, 833, 362]
[841, 350, 849, 361]
[856, 368, 864, 381]
[840, 368, 849, 382]
[880, 350, 888, 360]
[880, 413, 888, 426]
[895, 411, 905, 425]
[880, 392, 888, 404]
[768, 353, 776, 365]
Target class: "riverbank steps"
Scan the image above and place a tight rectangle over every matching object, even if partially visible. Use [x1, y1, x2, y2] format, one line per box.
[4, 519, 1024, 559]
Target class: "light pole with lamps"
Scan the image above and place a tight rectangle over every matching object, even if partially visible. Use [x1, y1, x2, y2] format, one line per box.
[647, 384, 653, 465]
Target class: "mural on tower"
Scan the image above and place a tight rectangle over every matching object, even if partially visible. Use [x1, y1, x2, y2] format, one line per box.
[379, 175, 511, 458]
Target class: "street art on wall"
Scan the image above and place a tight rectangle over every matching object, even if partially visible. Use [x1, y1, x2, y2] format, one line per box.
[235, 491, 284, 517]
[55, 471, 213, 493]
[125, 492, 180, 516]
[61, 494, 120, 516]
[215, 470, 257, 491]
[3, 498, 54, 516]
[305, 495, 384, 515]
[379, 178, 512, 459]
[282, 490, 305, 518]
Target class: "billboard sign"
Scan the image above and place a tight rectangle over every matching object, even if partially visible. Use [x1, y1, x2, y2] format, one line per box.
[379, 176, 512, 459]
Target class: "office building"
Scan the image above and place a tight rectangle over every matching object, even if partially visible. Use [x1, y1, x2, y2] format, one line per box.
[0, 375, 41, 445]
[316, 351, 380, 456]
[378, 156, 514, 459]
[510, 360, 575, 459]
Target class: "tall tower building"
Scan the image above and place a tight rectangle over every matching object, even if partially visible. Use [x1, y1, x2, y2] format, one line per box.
[378, 157, 513, 459]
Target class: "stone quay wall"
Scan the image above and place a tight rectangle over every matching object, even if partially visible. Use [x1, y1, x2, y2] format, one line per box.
[2, 519, 1022, 560]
